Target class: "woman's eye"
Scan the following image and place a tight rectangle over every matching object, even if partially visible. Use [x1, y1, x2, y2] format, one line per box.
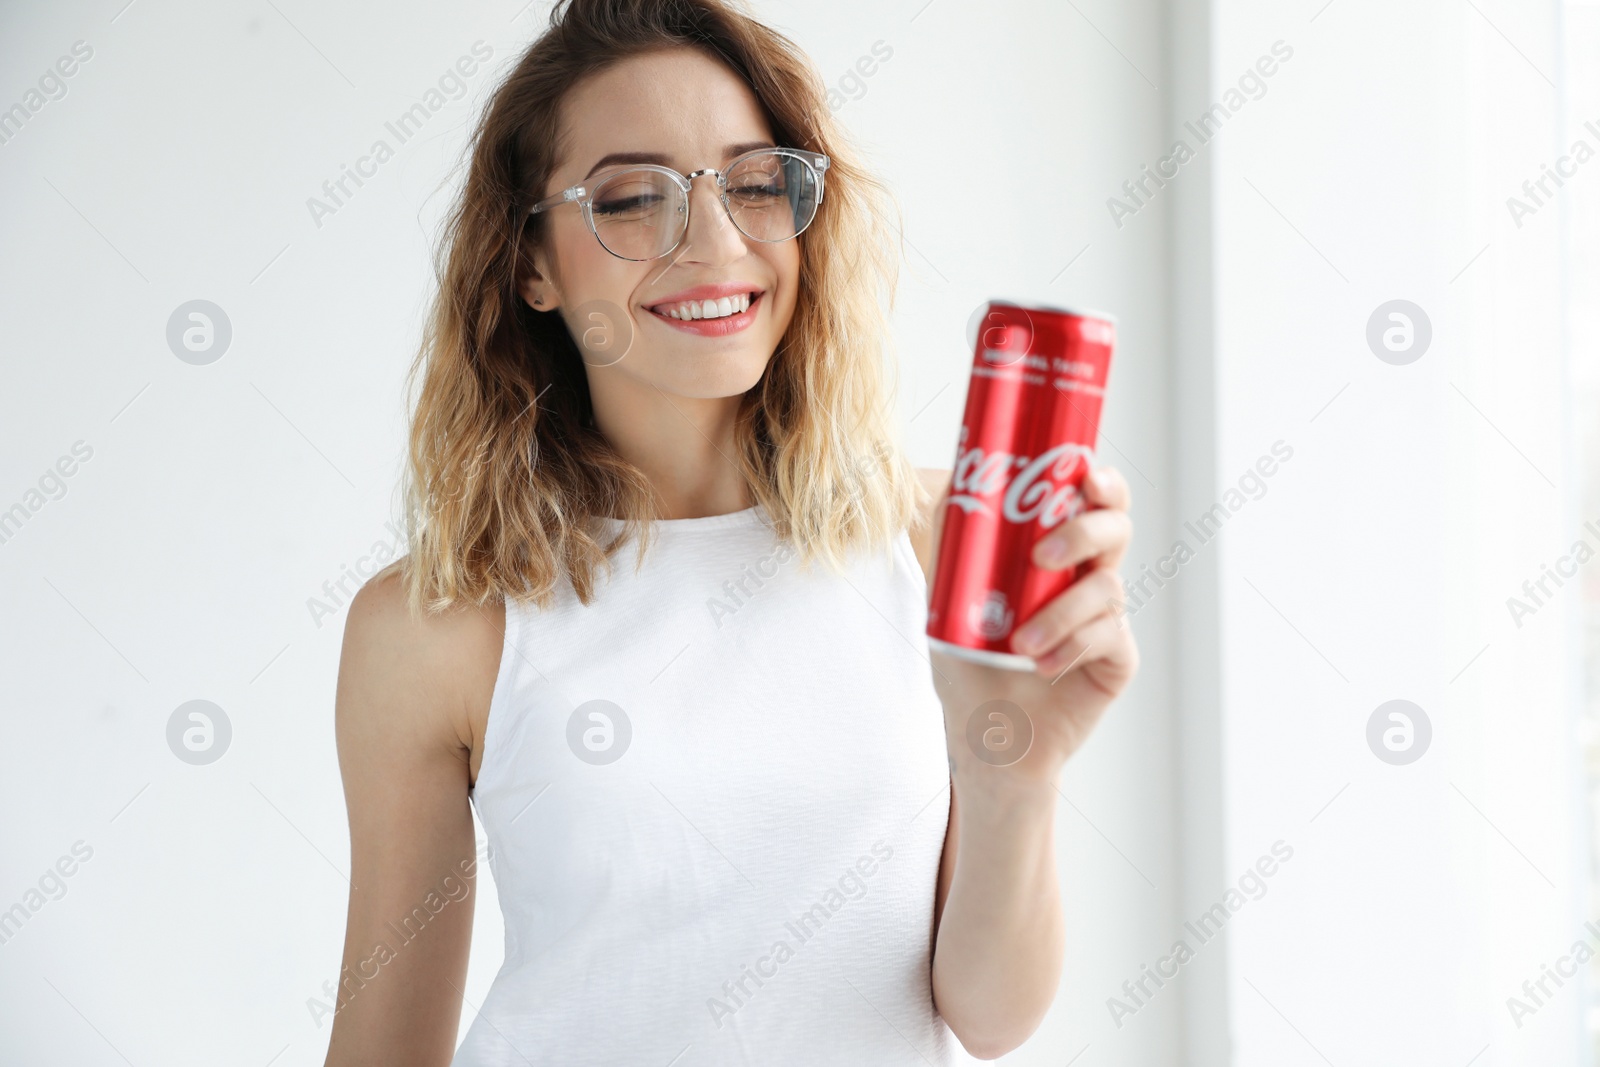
[595, 194, 664, 216]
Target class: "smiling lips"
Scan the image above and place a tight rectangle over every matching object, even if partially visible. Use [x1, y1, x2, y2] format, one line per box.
[657, 292, 753, 320]
[646, 283, 764, 337]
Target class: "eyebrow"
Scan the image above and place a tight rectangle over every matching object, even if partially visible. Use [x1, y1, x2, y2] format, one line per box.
[583, 141, 776, 179]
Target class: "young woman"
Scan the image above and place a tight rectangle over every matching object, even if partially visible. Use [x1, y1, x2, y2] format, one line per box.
[324, 1, 1138, 1064]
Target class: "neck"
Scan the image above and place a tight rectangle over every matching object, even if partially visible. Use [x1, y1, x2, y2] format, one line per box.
[591, 388, 752, 520]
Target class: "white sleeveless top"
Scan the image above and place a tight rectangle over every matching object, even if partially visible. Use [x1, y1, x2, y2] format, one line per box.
[454, 504, 967, 1066]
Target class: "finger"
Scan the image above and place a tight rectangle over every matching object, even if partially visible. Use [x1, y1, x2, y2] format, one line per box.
[1033, 611, 1140, 680]
[1032, 506, 1133, 571]
[1083, 465, 1131, 511]
[1009, 569, 1125, 657]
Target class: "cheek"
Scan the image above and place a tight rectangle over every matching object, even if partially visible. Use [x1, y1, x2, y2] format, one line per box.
[553, 220, 649, 307]
[560, 227, 610, 285]
[766, 245, 803, 325]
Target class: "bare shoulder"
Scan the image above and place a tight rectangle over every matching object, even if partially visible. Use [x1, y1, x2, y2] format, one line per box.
[337, 560, 505, 783]
[326, 561, 502, 1061]
[914, 466, 953, 502]
[908, 467, 953, 587]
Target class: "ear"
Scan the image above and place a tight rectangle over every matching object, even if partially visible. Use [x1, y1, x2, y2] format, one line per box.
[517, 244, 561, 312]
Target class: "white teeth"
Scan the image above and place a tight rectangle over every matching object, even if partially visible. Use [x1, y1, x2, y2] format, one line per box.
[661, 293, 753, 320]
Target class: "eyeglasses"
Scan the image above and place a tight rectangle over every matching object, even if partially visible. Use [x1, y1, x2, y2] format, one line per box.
[527, 146, 829, 262]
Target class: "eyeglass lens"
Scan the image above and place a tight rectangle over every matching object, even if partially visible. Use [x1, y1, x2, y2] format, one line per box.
[587, 152, 820, 260]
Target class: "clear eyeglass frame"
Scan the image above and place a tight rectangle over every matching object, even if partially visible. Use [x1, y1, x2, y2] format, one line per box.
[526, 146, 830, 262]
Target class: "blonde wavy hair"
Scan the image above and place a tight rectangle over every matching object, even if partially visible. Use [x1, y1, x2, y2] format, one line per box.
[396, 0, 926, 615]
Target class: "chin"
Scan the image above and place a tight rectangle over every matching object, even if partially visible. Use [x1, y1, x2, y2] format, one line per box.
[655, 348, 773, 399]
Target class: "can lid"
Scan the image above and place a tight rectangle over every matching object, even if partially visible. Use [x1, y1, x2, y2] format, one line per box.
[986, 298, 1119, 326]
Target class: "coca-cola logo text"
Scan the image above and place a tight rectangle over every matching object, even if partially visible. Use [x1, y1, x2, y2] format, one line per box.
[948, 435, 1095, 530]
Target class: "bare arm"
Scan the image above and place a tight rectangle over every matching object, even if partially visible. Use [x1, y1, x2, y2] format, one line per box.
[910, 466, 1136, 1059]
[929, 743, 1063, 1062]
[322, 567, 503, 1067]
[912, 469, 1060, 1060]
[911, 468, 962, 946]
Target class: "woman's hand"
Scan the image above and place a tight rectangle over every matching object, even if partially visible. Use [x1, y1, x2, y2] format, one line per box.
[929, 464, 1139, 786]
[923, 464, 1138, 1057]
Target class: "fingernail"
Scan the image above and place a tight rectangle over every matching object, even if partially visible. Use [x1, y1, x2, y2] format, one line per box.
[1013, 624, 1044, 654]
[1039, 540, 1070, 568]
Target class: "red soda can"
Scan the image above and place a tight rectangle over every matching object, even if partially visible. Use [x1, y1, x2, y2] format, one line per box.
[926, 300, 1117, 670]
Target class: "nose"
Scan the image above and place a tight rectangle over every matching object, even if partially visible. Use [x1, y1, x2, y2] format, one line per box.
[675, 173, 746, 265]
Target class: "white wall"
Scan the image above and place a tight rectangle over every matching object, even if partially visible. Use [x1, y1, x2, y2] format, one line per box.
[1206, 0, 1586, 1064]
[0, 2, 1181, 1065]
